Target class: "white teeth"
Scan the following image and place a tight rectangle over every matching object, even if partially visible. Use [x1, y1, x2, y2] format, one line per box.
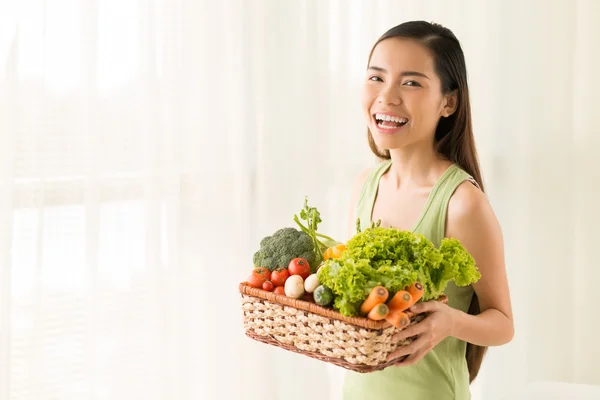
[375, 113, 408, 124]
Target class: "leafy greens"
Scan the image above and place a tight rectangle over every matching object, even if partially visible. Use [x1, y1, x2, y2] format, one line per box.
[316, 225, 481, 317]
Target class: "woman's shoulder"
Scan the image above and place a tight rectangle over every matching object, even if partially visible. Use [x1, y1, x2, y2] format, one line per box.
[446, 177, 501, 247]
[448, 179, 487, 219]
[446, 162, 485, 213]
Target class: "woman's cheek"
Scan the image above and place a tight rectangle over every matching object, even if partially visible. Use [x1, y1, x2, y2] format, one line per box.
[361, 90, 375, 120]
[362, 86, 379, 107]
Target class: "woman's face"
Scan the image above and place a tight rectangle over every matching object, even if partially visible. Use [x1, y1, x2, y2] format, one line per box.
[362, 37, 455, 151]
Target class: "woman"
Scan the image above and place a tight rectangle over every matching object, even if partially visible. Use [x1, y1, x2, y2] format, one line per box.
[343, 21, 514, 399]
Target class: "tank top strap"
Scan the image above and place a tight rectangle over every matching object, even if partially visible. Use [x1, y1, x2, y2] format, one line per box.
[355, 159, 392, 232]
[413, 164, 476, 246]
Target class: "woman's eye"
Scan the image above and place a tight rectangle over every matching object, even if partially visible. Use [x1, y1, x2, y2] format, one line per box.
[368, 76, 383, 82]
[404, 80, 421, 87]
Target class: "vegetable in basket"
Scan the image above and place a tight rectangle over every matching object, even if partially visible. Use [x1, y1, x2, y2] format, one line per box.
[316, 224, 481, 317]
[313, 285, 334, 306]
[270, 268, 289, 286]
[324, 244, 348, 261]
[387, 290, 413, 311]
[386, 309, 411, 328]
[252, 197, 341, 273]
[360, 286, 389, 314]
[304, 274, 320, 293]
[288, 257, 311, 280]
[368, 303, 389, 321]
[285, 275, 305, 299]
[293, 197, 343, 265]
[252, 227, 317, 272]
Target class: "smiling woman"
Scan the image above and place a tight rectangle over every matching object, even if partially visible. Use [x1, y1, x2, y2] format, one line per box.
[343, 21, 513, 400]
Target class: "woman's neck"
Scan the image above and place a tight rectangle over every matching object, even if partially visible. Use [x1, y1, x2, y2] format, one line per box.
[385, 144, 450, 190]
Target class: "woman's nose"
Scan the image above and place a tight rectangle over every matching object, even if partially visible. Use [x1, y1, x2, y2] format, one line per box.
[378, 84, 402, 106]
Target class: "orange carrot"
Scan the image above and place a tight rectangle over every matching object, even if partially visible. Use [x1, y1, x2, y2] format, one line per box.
[360, 286, 389, 314]
[386, 309, 411, 329]
[367, 303, 389, 321]
[406, 281, 424, 304]
[387, 290, 413, 312]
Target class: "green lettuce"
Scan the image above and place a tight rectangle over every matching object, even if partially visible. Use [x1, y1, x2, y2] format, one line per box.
[316, 227, 481, 317]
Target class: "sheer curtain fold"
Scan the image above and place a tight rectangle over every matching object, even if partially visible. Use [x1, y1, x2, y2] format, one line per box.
[1, 23, 18, 400]
[1, 1, 599, 399]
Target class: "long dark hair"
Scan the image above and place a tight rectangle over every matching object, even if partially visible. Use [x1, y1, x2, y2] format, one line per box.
[366, 21, 486, 383]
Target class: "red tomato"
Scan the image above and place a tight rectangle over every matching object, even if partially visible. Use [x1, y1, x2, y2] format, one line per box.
[271, 268, 289, 287]
[288, 258, 311, 280]
[246, 274, 266, 289]
[274, 286, 285, 296]
[253, 267, 271, 280]
[262, 281, 274, 292]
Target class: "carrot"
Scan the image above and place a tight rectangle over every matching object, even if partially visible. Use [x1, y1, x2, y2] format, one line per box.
[367, 303, 389, 321]
[387, 290, 413, 311]
[406, 281, 424, 304]
[386, 309, 411, 329]
[360, 286, 389, 314]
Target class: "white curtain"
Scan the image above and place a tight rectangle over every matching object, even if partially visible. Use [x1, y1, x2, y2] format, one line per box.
[0, 1, 598, 399]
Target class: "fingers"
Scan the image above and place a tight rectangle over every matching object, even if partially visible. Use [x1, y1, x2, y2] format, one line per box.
[386, 335, 429, 362]
[392, 321, 427, 342]
[394, 347, 427, 366]
[386, 302, 446, 366]
[409, 300, 439, 315]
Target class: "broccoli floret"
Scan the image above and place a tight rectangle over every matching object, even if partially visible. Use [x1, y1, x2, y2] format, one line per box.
[253, 227, 318, 272]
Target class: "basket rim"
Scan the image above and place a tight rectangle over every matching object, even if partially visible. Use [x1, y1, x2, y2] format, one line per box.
[239, 282, 447, 330]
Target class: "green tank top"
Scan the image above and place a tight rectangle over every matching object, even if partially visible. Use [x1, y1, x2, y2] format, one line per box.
[342, 159, 475, 400]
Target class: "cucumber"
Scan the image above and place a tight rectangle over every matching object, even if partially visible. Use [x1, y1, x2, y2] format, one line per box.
[314, 285, 334, 307]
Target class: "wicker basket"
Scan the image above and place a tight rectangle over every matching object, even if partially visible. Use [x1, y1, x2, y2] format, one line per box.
[239, 282, 447, 373]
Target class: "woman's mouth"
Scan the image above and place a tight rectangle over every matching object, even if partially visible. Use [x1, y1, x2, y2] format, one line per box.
[373, 113, 409, 133]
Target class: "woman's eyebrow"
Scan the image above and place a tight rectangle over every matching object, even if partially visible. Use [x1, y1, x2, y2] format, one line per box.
[367, 66, 430, 80]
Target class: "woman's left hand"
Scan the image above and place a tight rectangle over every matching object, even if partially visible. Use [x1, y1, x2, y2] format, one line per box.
[386, 300, 458, 366]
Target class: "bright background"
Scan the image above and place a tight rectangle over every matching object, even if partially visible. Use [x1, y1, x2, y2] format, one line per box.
[1, 0, 599, 399]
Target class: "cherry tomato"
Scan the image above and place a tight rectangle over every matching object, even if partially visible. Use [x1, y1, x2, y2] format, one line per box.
[246, 274, 266, 289]
[262, 281, 274, 292]
[288, 258, 311, 280]
[274, 286, 285, 296]
[253, 267, 271, 280]
[271, 268, 290, 287]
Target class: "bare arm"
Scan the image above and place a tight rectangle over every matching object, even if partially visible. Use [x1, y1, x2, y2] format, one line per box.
[445, 182, 514, 346]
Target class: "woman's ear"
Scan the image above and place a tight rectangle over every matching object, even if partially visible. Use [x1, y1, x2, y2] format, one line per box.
[441, 90, 458, 117]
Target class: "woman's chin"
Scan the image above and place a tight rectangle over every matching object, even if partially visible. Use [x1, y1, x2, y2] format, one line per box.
[373, 138, 402, 151]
